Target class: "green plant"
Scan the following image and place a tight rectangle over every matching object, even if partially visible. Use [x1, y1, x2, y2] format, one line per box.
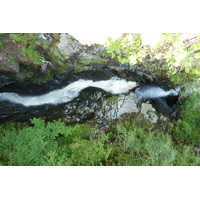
[153, 33, 200, 84]
[106, 34, 146, 65]
[173, 145, 200, 166]
[69, 132, 112, 166]
[0, 117, 199, 166]
[116, 122, 176, 166]
[173, 92, 200, 143]
[0, 118, 65, 165]
[0, 118, 113, 166]
[0, 118, 93, 166]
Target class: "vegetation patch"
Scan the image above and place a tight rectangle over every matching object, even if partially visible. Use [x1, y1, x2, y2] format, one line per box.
[0, 117, 199, 166]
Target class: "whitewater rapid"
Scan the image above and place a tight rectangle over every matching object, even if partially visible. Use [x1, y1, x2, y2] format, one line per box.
[134, 85, 181, 103]
[0, 77, 137, 106]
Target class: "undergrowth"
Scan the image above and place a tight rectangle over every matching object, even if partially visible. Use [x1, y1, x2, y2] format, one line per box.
[0, 118, 199, 166]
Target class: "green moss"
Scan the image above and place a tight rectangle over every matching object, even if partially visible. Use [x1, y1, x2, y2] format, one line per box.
[33, 38, 51, 50]
[9, 33, 29, 44]
[107, 96, 118, 104]
[9, 33, 37, 44]
[0, 40, 4, 47]
[22, 45, 43, 65]
[48, 48, 66, 67]
[79, 57, 107, 65]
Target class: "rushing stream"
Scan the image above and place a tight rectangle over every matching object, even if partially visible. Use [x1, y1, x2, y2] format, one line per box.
[0, 69, 181, 124]
[134, 84, 181, 103]
[0, 77, 137, 106]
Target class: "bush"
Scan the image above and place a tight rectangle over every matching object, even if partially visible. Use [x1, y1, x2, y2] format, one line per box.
[0, 118, 91, 166]
[106, 34, 146, 64]
[69, 133, 112, 166]
[173, 92, 200, 143]
[0, 117, 199, 166]
[116, 122, 176, 166]
[0, 118, 112, 166]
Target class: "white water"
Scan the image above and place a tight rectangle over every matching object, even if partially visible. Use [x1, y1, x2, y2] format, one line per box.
[0, 77, 137, 106]
[134, 85, 181, 102]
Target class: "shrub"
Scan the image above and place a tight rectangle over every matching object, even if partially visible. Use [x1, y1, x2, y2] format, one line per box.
[0, 118, 112, 166]
[69, 133, 112, 166]
[116, 122, 176, 166]
[0, 118, 90, 166]
[173, 92, 200, 143]
[106, 34, 146, 65]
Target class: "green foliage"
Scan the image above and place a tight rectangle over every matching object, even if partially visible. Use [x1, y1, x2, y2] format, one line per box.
[0, 118, 68, 165]
[106, 33, 200, 150]
[107, 33, 200, 85]
[0, 117, 199, 166]
[153, 33, 200, 84]
[106, 34, 200, 165]
[117, 120, 200, 166]
[116, 122, 176, 166]
[0, 118, 111, 166]
[69, 133, 112, 166]
[173, 92, 200, 143]
[107, 34, 146, 65]
[173, 145, 200, 166]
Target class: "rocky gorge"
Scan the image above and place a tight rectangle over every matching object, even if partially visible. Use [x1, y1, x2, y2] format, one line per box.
[0, 33, 199, 166]
[0, 33, 182, 132]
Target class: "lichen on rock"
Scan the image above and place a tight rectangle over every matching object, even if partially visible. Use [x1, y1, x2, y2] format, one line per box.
[57, 33, 83, 57]
[140, 102, 158, 124]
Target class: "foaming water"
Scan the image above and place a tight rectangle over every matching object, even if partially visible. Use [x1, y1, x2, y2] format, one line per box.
[134, 85, 181, 102]
[0, 77, 137, 106]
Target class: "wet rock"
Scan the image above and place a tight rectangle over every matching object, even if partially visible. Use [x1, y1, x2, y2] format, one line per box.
[93, 90, 176, 132]
[97, 93, 139, 121]
[0, 73, 16, 88]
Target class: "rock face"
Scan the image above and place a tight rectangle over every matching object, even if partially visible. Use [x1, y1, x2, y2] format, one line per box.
[57, 33, 83, 57]
[0, 33, 111, 83]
